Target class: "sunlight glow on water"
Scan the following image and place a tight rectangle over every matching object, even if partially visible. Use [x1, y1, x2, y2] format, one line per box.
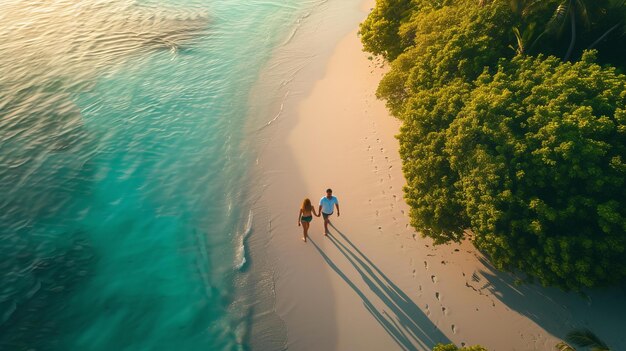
[0, 0, 319, 349]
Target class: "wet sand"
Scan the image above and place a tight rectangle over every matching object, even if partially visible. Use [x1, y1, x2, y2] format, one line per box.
[251, 0, 626, 349]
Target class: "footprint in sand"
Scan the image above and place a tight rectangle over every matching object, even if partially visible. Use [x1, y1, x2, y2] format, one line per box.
[385, 156, 389, 162]
[412, 269, 416, 277]
[367, 145, 371, 151]
[369, 156, 374, 162]
[401, 210, 405, 215]
[380, 147, 384, 153]
[388, 174, 392, 179]
[418, 284, 422, 291]
[375, 210, 379, 216]
[376, 138, 380, 143]
[431, 275, 437, 283]
[424, 261, 428, 269]
[392, 217, 397, 221]
[435, 292, 441, 300]
[378, 226, 382, 230]
[393, 194, 398, 201]
[425, 304, 430, 316]
[452, 325, 457, 334]
[412, 233, 417, 240]
[379, 178, 384, 183]
[374, 166, 378, 172]
[442, 306, 448, 315]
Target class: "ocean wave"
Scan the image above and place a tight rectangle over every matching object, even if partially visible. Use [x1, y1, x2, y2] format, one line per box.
[281, 11, 311, 46]
[234, 210, 254, 271]
[256, 90, 289, 132]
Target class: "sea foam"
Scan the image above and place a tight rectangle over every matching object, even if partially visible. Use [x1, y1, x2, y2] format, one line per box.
[235, 210, 253, 271]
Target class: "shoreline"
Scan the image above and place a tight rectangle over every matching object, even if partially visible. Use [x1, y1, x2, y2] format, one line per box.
[248, 0, 626, 349]
[244, 1, 370, 348]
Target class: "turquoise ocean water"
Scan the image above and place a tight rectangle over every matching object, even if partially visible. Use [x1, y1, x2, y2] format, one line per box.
[0, 0, 321, 349]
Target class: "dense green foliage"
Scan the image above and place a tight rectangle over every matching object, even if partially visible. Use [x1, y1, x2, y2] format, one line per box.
[361, 0, 626, 289]
[360, 0, 414, 60]
[433, 343, 488, 351]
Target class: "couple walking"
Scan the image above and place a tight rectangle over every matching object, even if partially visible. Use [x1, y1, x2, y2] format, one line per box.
[297, 188, 340, 242]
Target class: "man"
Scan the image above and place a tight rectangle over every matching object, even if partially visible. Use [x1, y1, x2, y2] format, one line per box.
[319, 188, 340, 236]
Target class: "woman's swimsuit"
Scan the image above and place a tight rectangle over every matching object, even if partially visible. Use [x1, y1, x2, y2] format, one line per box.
[301, 215, 313, 223]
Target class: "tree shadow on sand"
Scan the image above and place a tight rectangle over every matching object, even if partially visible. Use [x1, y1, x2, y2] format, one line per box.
[473, 256, 626, 348]
[309, 224, 450, 351]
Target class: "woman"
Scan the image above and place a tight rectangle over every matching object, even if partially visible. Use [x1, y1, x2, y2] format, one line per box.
[297, 198, 319, 242]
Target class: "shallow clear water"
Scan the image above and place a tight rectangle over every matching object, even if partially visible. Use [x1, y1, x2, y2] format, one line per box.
[0, 0, 316, 349]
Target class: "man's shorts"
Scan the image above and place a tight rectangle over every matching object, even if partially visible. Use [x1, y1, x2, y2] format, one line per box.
[322, 212, 333, 219]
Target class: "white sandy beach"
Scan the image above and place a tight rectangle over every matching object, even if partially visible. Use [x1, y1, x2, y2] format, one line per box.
[251, 1, 626, 350]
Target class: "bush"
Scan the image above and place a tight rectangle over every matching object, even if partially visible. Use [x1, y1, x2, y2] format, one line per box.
[446, 52, 626, 289]
[433, 343, 488, 351]
[361, 0, 626, 289]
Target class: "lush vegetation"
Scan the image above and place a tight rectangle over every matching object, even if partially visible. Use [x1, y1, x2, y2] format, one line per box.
[361, 0, 626, 289]
[433, 343, 487, 351]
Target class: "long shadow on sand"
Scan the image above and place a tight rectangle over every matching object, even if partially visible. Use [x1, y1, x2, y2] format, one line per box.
[310, 225, 450, 351]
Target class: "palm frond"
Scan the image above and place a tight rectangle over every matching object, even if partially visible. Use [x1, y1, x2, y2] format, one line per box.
[510, 24, 537, 55]
[555, 341, 576, 351]
[523, 22, 536, 40]
[574, 0, 591, 28]
[566, 329, 610, 350]
[520, 0, 544, 17]
[511, 27, 525, 54]
[588, 21, 623, 49]
[547, 1, 571, 35]
[527, 30, 547, 51]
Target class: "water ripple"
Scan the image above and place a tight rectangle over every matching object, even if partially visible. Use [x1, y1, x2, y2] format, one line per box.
[0, 0, 310, 349]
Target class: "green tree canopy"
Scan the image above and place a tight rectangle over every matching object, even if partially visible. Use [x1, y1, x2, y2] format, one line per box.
[447, 53, 626, 288]
[361, 0, 626, 289]
[359, 0, 415, 60]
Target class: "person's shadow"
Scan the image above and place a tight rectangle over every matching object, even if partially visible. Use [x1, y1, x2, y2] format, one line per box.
[310, 224, 450, 350]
